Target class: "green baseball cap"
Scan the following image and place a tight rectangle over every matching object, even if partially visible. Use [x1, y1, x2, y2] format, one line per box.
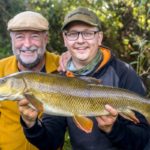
[62, 7, 101, 30]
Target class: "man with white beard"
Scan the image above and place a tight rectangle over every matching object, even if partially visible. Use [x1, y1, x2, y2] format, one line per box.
[0, 11, 60, 150]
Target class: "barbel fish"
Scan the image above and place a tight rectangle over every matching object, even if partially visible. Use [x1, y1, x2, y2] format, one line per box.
[0, 71, 150, 133]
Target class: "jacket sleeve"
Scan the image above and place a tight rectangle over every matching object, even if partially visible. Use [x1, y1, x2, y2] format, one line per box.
[107, 59, 149, 150]
[106, 112, 149, 150]
[21, 114, 67, 150]
[116, 59, 146, 96]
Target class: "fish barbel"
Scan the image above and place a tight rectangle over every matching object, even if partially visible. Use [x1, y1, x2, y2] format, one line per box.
[0, 71, 150, 132]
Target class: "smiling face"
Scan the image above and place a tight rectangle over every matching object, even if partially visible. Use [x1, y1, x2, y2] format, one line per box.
[63, 22, 103, 69]
[10, 30, 48, 69]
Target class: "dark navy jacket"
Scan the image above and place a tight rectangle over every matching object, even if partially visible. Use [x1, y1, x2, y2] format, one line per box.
[21, 46, 149, 150]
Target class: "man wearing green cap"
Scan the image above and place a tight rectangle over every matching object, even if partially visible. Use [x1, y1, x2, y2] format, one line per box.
[0, 11, 62, 150]
[19, 7, 149, 150]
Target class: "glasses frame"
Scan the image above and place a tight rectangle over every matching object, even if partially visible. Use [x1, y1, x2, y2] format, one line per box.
[64, 30, 99, 41]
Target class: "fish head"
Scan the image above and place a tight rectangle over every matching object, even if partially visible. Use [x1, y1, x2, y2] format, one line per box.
[0, 76, 25, 100]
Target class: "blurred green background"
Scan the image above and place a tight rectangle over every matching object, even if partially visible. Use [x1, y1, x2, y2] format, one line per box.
[0, 0, 150, 149]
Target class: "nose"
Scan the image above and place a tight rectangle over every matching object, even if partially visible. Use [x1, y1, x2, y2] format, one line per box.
[77, 33, 84, 43]
[23, 37, 32, 48]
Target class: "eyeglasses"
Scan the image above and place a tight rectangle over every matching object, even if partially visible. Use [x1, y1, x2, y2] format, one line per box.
[64, 31, 99, 41]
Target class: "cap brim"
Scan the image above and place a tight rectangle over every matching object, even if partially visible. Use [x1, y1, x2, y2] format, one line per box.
[61, 19, 98, 30]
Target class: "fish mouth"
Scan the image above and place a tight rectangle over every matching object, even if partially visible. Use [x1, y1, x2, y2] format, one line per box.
[0, 95, 10, 100]
[0, 91, 18, 100]
[0, 94, 23, 101]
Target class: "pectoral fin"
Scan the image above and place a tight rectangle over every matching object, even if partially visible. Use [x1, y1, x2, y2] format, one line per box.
[73, 115, 93, 133]
[119, 108, 140, 124]
[24, 92, 44, 113]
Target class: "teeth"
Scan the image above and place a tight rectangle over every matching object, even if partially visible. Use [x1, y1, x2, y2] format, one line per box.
[21, 50, 35, 53]
[76, 47, 86, 49]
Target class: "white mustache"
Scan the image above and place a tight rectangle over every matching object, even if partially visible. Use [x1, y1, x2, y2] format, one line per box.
[20, 46, 38, 52]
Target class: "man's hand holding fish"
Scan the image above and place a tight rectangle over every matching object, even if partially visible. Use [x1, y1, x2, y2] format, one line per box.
[96, 104, 118, 133]
[19, 98, 38, 128]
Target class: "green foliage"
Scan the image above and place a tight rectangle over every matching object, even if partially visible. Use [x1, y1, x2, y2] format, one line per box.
[0, 0, 26, 58]
[63, 130, 72, 150]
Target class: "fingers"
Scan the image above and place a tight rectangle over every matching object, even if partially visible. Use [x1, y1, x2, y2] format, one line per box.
[21, 107, 37, 122]
[96, 105, 118, 133]
[18, 98, 29, 106]
[57, 51, 71, 72]
[105, 104, 118, 117]
[18, 98, 38, 128]
[96, 115, 114, 126]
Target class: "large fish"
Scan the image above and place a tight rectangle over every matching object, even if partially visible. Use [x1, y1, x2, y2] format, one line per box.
[0, 71, 150, 133]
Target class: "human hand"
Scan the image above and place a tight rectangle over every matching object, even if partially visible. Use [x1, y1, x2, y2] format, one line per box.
[57, 51, 71, 72]
[96, 104, 118, 133]
[18, 98, 39, 128]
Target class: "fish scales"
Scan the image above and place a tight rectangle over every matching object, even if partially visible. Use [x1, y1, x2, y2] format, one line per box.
[0, 71, 150, 119]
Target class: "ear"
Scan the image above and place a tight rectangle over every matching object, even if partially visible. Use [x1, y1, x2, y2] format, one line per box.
[44, 32, 49, 44]
[62, 32, 67, 47]
[98, 32, 103, 46]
